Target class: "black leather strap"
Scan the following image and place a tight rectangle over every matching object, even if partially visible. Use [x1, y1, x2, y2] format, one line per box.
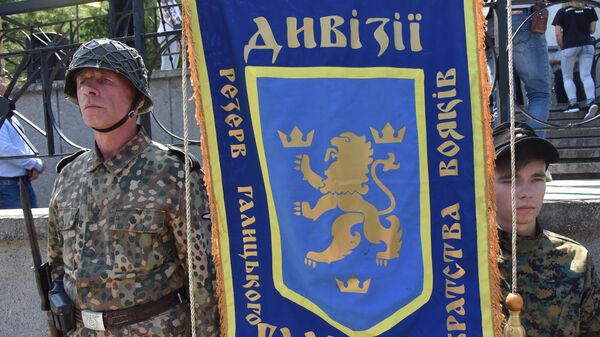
[91, 94, 141, 133]
[74, 289, 184, 329]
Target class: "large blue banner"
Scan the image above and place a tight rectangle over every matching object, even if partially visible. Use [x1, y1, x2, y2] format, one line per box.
[184, 1, 498, 336]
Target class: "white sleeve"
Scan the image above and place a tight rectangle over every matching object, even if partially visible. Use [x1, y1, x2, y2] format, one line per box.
[0, 120, 43, 171]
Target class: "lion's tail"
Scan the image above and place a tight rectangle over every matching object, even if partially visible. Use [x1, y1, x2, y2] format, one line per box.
[372, 153, 400, 215]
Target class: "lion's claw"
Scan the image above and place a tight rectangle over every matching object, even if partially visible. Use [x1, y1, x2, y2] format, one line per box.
[376, 258, 389, 267]
[304, 257, 317, 268]
[293, 202, 302, 216]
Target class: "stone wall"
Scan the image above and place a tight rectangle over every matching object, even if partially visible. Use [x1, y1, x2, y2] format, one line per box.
[0, 208, 49, 337]
[1, 200, 599, 336]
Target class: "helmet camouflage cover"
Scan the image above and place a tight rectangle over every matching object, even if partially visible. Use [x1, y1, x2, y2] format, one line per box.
[64, 38, 153, 113]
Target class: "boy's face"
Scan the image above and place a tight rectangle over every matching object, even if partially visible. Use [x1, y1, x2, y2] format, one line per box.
[494, 159, 547, 236]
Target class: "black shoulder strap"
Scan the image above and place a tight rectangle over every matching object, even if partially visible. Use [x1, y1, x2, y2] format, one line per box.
[56, 149, 87, 173]
[167, 145, 202, 173]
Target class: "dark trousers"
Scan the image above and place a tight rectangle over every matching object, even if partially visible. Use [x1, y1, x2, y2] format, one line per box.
[0, 176, 38, 209]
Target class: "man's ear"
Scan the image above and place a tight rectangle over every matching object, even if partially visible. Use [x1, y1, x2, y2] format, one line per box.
[135, 97, 145, 113]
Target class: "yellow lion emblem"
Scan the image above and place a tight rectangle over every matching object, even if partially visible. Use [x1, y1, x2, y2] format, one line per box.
[294, 131, 403, 267]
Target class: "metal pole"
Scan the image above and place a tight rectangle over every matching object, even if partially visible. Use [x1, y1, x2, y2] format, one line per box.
[132, 0, 152, 137]
[39, 50, 55, 155]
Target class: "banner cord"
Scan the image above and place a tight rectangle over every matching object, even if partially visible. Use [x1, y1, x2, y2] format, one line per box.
[506, 1, 518, 296]
[181, 20, 198, 337]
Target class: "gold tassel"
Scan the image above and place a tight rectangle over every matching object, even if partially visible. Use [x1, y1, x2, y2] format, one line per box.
[504, 293, 526, 337]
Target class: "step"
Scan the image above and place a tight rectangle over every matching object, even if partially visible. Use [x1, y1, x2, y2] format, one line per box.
[546, 127, 600, 139]
[549, 111, 588, 121]
[515, 105, 600, 124]
[503, 107, 600, 180]
[557, 148, 600, 160]
[549, 137, 600, 148]
[549, 162, 600, 178]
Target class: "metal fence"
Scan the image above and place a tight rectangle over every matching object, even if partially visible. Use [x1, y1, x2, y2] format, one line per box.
[0, 0, 189, 163]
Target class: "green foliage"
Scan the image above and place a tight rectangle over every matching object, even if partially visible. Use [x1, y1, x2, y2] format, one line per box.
[76, 4, 110, 43]
[0, 2, 110, 82]
[0, 1, 178, 83]
[2, 2, 109, 41]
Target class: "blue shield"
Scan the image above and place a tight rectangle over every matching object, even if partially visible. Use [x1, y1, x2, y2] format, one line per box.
[248, 66, 432, 335]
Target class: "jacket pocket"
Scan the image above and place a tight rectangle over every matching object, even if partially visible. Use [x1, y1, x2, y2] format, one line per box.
[57, 208, 79, 270]
[110, 208, 166, 274]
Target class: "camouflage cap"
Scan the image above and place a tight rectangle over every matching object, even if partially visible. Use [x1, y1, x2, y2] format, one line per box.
[64, 38, 153, 113]
[493, 121, 559, 165]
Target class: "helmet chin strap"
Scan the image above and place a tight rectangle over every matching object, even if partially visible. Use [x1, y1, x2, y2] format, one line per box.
[91, 93, 142, 133]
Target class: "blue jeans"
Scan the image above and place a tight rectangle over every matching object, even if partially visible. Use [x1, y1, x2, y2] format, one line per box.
[487, 48, 500, 126]
[512, 11, 551, 138]
[0, 177, 38, 209]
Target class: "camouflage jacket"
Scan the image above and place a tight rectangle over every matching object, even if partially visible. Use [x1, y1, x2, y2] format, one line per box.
[498, 225, 600, 337]
[47, 129, 218, 337]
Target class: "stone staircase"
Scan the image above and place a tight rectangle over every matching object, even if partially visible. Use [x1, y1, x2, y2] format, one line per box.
[544, 104, 600, 179]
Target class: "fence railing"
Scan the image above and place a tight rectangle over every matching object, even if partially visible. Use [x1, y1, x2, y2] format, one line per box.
[0, 0, 189, 164]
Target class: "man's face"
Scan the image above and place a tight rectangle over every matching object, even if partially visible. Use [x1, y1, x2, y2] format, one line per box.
[494, 159, 547, 237]
[75, 69, 136, 130]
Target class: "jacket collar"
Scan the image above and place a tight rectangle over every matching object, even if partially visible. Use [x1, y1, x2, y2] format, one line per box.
[498, 222, 543, 254]
[84, 127, 151, 174]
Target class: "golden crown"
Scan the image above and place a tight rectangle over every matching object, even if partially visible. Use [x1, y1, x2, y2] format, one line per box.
[370, 123, 406, 144]
[278, 126, 314, 148]
[336, 276, 371, 294]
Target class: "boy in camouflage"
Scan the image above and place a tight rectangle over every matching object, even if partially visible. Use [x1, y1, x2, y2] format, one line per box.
[46, 38, 218, 336]
[493, 121, 600, 336]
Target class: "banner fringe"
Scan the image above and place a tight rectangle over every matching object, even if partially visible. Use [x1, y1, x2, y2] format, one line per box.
[475, 1, 504, 336]
[182, 3, 228, 336]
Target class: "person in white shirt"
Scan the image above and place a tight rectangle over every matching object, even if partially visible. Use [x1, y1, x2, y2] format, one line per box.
[0, 80, 44, 208]
[157, 0, 182, 70]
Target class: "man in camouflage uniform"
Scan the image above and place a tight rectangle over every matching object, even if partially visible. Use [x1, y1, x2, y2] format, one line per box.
[493, 121, 600, 336]
[47, 38, 218, 337]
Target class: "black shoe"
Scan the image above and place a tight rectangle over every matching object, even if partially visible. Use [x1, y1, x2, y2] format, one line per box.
[564, 104, 580, 113]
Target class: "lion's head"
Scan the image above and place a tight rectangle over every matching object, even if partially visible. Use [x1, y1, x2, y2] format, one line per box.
[321, 132, 373, 194]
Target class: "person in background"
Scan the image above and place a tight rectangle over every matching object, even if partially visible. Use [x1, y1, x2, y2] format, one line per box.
[553, 1, 599, 119]
[0, 79, 44, 209]
[157, 0, 182, 70]
[493, 121, 600, 336]
[486, 3, 552, 138]
[512, 3, 552, 139]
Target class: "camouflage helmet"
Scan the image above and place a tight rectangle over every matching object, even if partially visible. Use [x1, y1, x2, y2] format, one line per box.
[64, 38, 153, 113]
